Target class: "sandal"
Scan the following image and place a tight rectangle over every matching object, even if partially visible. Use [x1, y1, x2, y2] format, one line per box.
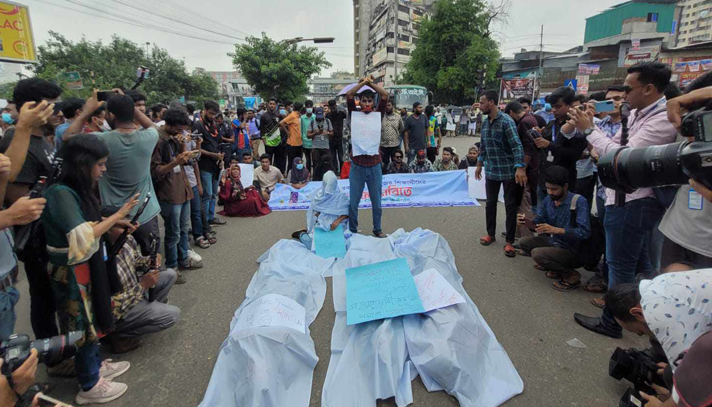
[206, 235, 217, 245]
[533, 264, 548, 271]
[544, 271, 561, 279]
[480, 235, 496, 246]
[195, 236, 210, 249]
[590, 297, 605, 309]
[552, 280, 581, 292]
[374, 231, 387, 238]
[504, 243, 516, 257]
[583, 276, 608, 293]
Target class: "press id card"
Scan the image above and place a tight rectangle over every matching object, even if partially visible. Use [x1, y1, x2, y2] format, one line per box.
[689, 189, 703, 210]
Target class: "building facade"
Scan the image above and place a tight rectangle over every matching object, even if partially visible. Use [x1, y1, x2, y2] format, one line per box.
[353, 0, 435, 85]
[677, 0, 712, 45]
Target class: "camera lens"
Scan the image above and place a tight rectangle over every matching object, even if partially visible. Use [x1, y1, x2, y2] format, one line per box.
[598, 142, 691, 192]
[31, 331, 83, 366]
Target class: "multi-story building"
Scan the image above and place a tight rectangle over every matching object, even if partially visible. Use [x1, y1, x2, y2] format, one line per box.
[353, 0, 435, 86]
[677, 0, 712, 45]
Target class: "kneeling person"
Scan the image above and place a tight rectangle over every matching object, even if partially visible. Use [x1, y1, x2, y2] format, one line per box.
[518, 166, 591, 291]
[292, 171, 349, 250]
[107, 231, 180, 354]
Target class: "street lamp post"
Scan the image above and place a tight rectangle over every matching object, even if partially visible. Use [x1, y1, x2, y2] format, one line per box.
[145, 42, 151, 59]
[281, 37, 335, 45]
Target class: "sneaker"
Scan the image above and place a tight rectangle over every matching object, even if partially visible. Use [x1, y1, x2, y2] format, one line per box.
[99, 359, 130, 380]
[76, 377, 128, 405]
[47, 357, 76, 377]
[179, 258, 203, 270]
[188, 249, 203, 263]
[209, 216, 226, 226]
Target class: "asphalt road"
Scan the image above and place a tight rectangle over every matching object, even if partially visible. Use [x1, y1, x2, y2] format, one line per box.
[16, 135, 648, 407]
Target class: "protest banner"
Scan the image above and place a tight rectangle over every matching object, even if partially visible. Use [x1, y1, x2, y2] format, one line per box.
[238, 163, 254, 188]
[350, 111, 381, 156]
[314, 225, 347, 259]
[267, 170, 480, 211]
[346, 258, 424, 325]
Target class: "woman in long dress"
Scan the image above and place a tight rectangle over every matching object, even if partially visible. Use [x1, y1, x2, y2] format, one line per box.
[218, 164, 271, 217]
[42, 134, 139, 404]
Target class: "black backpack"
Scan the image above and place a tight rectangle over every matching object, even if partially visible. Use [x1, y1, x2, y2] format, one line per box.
[569, 194, 605, 269]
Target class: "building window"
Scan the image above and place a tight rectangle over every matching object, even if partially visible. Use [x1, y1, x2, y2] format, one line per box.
[398, 19, 408, 26]
[387, 47, 394, 53]
[399, 34, 410, 42]
[413, 9, 424, 16]
[647, 12, 659, 22]
[398, 4, 409, 13]
[397, 48, 410, 56]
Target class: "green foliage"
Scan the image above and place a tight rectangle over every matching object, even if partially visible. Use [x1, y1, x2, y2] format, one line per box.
[30, 31, 219, 106]
[230, 35, 331, 102]
[401, 0, 501, 105]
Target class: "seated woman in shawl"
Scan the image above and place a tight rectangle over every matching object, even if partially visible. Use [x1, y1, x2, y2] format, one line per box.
[291, 171, 350, 250]
[312, 152, 334, 182]
[218, 164, 271, 217]
[286, 157, 310, 189]
[42, 134, 139, 404]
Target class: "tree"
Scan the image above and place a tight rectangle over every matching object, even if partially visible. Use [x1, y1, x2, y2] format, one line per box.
[230, 34, 331, 102]
[30, 31, 218, 105]
[401, 0, 502, 105]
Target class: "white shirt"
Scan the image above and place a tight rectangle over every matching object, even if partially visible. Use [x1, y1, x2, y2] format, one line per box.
[641, 269, 712, 371]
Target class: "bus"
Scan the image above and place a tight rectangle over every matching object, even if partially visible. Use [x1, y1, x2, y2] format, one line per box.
[385, 85, 429, 111]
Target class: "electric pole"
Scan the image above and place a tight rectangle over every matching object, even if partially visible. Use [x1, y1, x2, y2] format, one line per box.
[536, 25, 543, 99]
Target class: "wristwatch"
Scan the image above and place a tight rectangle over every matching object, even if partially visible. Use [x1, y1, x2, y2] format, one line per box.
[583, 127, 594, 136]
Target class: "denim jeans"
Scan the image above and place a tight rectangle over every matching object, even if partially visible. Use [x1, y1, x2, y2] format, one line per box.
[200, 170, 219, 222]
[349, 161, 382, 235]
[601, 198, 665, 332]
[0, 286, 19, 341]
[190, 185, 203, 239]
[646, 217, 665, 273]
[159, 200, 190, 268]
[76, 341, 101, 391]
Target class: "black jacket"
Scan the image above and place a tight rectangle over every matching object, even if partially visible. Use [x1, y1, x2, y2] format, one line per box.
[540, 119, 588, 189]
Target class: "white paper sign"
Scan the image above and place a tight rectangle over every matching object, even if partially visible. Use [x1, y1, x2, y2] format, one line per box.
[234, 294, 306, 334]
[446, 123, 457, 131]
[467, 167, 504, 202]
[350, 111, 382, 156]
[414, 268, 466, 312]
[238, 163, 255, 188]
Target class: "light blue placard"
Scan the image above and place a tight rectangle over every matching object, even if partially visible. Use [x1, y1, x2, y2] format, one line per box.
[345, 258, 425, 325]
[314, 225, 347, 259]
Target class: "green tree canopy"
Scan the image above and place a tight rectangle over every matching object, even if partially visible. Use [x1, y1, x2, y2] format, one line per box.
[230, 35, 331, 102]
[401, 0, 502, 105]
[28, 31, 218, 106]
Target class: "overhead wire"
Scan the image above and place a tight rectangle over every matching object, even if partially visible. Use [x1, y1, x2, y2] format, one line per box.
[137, 0, 253, 38]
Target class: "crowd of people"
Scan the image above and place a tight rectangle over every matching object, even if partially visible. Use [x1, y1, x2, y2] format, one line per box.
[0, 59, 711, 407]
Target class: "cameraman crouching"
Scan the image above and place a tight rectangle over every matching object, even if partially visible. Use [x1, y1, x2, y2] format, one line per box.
[104, 225, 180, 354]
[605, 269, 712, 405]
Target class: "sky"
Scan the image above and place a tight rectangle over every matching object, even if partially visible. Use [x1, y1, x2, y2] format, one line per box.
[21, 0, 625, 76]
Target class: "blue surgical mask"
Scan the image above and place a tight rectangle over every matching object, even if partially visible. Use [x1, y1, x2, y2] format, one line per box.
[1, 113, 12, 124]
[279, 109, 287, 115]
[296, 163, 304, 170]
[306, 108, 313, 114]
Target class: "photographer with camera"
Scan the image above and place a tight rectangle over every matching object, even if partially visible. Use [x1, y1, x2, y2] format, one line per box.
[605, 269, 712, 406]
[656, 74, 712, 271]
[65, 90, 161, 257]
[42, 133, 139, 404]
[568, 63, 679, 339]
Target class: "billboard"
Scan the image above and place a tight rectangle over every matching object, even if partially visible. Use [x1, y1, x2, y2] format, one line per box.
[499, 79, 533, 101]
[0, 1, 35, 63]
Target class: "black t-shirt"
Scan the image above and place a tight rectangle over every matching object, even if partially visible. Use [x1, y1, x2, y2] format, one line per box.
[326, 110, 347, 140]
[0, 128, 54, 186]
[404, 114, 428, 151]
[193, 118, 220, 174]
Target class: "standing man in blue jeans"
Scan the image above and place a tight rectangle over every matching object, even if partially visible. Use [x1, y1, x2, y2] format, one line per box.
[193, 101, 226, 226]
[568, 62, 678, 338]
[151, 109, 203, 283]
[346, 76, 389, 238]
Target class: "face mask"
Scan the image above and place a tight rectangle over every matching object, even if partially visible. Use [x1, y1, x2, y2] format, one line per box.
[280, 109, 287, 115]
[296, 163, 304, 170]
[100, 119, 111, 132]
[306, 108, 313, 114]
[1, 113, 12, 124]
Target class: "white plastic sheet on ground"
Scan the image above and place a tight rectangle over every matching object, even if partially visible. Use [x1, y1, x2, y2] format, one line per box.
[198, 239, 332, 407]
[323, 228, 524, 407]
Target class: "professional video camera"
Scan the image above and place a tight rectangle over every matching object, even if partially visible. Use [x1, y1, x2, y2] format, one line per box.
[1, 331, 82, 374]
[609, 347, 667, 407]
[598, 105, 712, 194]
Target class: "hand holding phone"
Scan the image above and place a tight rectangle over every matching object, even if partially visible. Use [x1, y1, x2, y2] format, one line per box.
[593, 100, 615, 113]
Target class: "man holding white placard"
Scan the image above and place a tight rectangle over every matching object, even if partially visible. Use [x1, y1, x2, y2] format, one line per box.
[346, 76, 389, 238]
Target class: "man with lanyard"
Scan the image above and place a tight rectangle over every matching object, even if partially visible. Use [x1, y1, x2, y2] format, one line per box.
[260, 99, 286, 174]
[194, 100, 226, 226]
[568, 62, 678, 339]
[346, 77, 389, 238]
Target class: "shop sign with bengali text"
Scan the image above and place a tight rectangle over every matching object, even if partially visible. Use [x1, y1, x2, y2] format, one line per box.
[0, 1, 35, 63]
